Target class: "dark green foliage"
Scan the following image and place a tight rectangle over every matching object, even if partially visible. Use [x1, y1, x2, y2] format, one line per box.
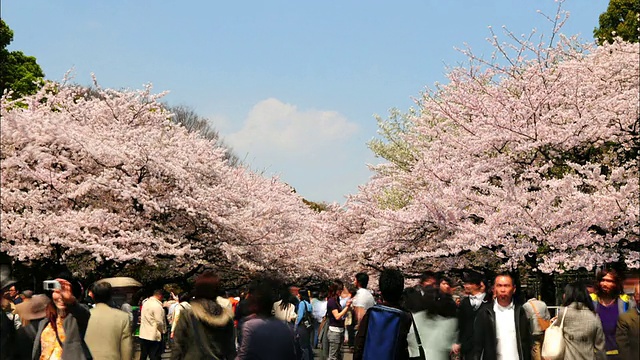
[594, 0, 640, 45]
[0, 20, 45, 98]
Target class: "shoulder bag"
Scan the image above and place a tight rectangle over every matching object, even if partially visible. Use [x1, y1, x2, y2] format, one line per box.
[529, 300, 551, 331]
[541, 307, 567, 360]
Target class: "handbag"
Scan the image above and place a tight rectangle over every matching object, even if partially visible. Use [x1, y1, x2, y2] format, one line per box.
[529, 300, 551, 331]
[541, 307, 568, 360]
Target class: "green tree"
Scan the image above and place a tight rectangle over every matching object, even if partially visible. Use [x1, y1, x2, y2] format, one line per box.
[0, 20, 45, 98]
[594, 0, 640, 45]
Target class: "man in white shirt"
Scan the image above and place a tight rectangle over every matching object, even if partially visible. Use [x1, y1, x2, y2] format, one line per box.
[472, 273, 532, 360]
[353, 272, 376, 328]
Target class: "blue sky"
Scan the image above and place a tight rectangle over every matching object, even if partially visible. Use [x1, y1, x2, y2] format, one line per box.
[3, 0, 608, 203]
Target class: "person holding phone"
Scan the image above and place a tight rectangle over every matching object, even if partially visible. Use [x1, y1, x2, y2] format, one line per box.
[33, 276, 92, 360]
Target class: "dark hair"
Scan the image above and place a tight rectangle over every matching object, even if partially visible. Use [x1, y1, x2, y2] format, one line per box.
[194, 271, 222, 300]
[328, 280, 344, 299]
[179, 293, 191, 303]
[278, 286, 293, 310]
[562, 282, 595, 312]
[249, 278, 280, 317]
[356, 272, 369, 289]
[438, 275, 451, 286]
[423, 287, 457, 318]
[524, 287, 537, 300]
[299, 289, 310, 302]
[462, 272, 483, 286]
[403, 286, 427, 313]
[596, 268, 623, 297]
[153, 289, 164, 296]
[379, 269, 404, 304]
[420, 271, 436, 284]
[92, 282, 113, 304]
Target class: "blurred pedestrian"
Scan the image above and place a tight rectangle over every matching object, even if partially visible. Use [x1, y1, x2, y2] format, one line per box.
[171, 271, 236, 359]
[14, 294, 49, 360]
[558, 282, 606, 359]
[616, 283, 639, 360]
[522, 287, 550, 360]
[237, 277, 297, 360]
[85, 282, 133, 360]
[139, 290, 166, 360]
[33, 276, 92, 360]
[591, 269, 636, 359]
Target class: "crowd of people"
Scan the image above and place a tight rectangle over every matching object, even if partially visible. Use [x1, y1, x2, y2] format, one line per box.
[1, 267, 638, 360]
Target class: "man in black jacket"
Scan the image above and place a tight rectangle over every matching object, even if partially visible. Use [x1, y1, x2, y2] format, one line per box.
[472, 273, 531, 360]
[457, 272, 488, 360]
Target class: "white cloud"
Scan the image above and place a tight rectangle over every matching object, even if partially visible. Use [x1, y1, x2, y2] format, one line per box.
[222, 98, 370, 202]
[226, 98, 359, 156]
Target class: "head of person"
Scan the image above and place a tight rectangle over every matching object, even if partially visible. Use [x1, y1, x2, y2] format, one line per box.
[596, 268, 623, 298]
[278, 286, 294, 309]
[462, 272, 485, 296]
[328, 279, 344, 299]
[152, 289, 164, 301]
[420, 271, 436, 288]
[91, 282, 113, 304]
[194, 271, 222, 300]
[379, 269, 404, 305]
[562, 281, 595, 312]
[355, 272, 369, 289]
[523, 287, 537, 301]
[8, 285, 18, 299]
[248, 278, 280, 317]
[299, 289, 310, 302]
[179, 293, 191, 303]
[289, 286, 300, 299]
[438, 275, 455, 295]
[21, 290, 34, 301]
[493, 273, 516, 306]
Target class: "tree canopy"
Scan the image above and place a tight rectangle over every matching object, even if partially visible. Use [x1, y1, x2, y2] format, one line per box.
[594, 0, 640, 45]
[0, 20, 45, 98]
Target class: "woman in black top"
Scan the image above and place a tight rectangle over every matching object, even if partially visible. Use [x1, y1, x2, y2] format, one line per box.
[326, 280, 352, 360]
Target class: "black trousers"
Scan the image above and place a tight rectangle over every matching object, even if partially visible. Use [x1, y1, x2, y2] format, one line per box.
[140, 338, 164, 360]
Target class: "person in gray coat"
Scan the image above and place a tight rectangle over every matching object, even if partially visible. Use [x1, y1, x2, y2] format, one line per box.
[557, 282, 606, 360]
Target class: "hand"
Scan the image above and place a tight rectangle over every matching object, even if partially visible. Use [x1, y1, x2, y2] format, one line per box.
[55, 278, 77, 305]
[451, 343, 461, 354]
[346, 299, 353, 307]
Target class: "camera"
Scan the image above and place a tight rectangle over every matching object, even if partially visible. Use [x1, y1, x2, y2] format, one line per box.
[43, 280, 61, 290]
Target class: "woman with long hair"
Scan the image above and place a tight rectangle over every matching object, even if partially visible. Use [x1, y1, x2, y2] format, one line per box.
[32, 277, 91, 360]
[558, 282, 606, 360]
[273, 287, 297, 325]
[325, 280, 352, 360]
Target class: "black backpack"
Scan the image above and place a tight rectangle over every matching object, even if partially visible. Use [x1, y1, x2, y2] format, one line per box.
[299, 301, 313, 330]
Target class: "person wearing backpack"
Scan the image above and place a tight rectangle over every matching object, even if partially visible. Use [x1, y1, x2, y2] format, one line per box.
[353, 269, 412, 360]
[295, 289, 315, 360]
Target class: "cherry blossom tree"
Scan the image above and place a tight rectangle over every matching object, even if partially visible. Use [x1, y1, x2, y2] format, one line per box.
[345, 19, 639, 274]
[0, 79, 334, 282]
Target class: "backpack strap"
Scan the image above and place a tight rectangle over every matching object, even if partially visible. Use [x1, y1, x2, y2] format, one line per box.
[410, 313, 426, 360]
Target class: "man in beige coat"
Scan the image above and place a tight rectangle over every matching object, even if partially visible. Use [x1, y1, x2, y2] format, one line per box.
[139, 290, 166, 360]
[84, 282, 132, 360]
